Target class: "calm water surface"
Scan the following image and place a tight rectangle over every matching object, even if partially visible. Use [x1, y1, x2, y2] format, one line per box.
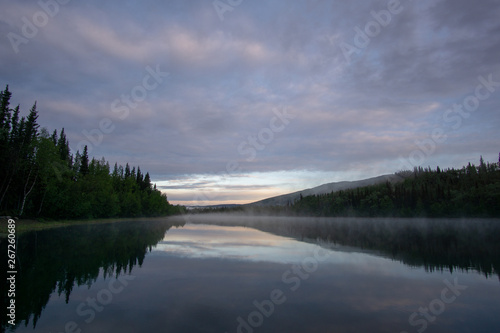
[3, 215, 500, 332]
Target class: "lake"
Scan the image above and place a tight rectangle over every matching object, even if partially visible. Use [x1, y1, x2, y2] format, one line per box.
[2, 215, 500, 333]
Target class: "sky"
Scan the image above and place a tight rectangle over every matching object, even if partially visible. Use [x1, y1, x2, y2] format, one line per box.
[1, 0, 500, 205]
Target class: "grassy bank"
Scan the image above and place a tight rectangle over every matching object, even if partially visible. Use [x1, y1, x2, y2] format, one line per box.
[0, 216, 176, 236]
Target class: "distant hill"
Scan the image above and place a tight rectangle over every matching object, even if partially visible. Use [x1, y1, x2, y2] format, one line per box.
[247, 174, 404, 207]
[187, 204, 242, 210]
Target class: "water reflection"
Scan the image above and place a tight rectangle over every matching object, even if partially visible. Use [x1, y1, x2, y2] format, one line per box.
[182, 214, 500, 279]
[3, 215, 500, 333]
[154, 224, 327, 263]
[0, 219, 183, 331]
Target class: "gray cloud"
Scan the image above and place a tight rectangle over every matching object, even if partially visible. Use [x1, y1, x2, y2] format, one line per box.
[1, 0, 499, 203]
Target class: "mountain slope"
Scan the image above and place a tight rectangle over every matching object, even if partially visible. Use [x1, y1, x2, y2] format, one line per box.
[247, 174, 404, 207]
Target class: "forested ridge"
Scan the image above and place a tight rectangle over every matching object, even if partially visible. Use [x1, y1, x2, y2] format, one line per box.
[0, 86, 181, 219]
[290, 159, 500, 217]
[193, 159, 500, 218]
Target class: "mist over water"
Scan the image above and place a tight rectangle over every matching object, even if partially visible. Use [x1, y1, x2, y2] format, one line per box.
[4, 215, 500, 332]
[180, 214, 500, 278]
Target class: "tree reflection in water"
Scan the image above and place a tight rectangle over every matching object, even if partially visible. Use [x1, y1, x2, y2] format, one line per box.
[183, 215, 500, 279]
[0, 219, 184, 331]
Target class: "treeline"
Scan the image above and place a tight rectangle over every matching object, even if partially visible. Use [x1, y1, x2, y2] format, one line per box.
[192, 158, 500, 218]
[291, 159, 500, 217]
[0, 85, 182, 219]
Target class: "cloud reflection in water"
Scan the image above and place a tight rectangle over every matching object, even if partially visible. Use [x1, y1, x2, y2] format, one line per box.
[153, 224, 324, 264]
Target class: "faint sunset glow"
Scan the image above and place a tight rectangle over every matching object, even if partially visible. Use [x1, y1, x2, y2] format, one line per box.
[2, 0, 499, 206]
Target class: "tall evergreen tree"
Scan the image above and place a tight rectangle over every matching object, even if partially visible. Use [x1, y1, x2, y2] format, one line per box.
[112, 163, 119, 178]
[0, 85, 12, 135]
[124, 163, 131, 178]
[0, 87, 13, 208]
[143, 172, 151, 191]
[17, 104, 41, 216]
[479, 156, 487, 174]
[51, 129, 58, 145]
[80, 145, 89, 176]
[136, 166, 143, 185]
[72, 150, 81, 177]
[23, 103, 40, 149]
[9, 105, 20, 145]
[57, 128, 70, 163]
[0, 86, 12, 169]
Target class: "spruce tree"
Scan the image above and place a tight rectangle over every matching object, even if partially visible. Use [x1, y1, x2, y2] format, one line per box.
[72, 150, 82, 177]
[144, 172, 151, 191]
[23, 102, 40, 148]
[136, 166, 143, 185]
[0, 86, 12, 169]
[0, 85, 12, 134]
[80, 145, 89, 176]
[51, 129, 58, 145]
[112, 162, 119, 178]
[124, 163, 131, 178]
[9, 105, 20, 145]
[57, 128, 70, 163]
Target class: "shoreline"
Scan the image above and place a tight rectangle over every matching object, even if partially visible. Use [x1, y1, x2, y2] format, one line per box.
[0, 216, 174, 236]
[2, 213, 499, 236]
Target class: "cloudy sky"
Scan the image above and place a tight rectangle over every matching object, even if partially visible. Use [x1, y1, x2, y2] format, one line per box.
[1, 0, 499, 205]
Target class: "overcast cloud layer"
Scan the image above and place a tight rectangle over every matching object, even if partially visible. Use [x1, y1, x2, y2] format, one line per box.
[1, 0, 500, 205]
